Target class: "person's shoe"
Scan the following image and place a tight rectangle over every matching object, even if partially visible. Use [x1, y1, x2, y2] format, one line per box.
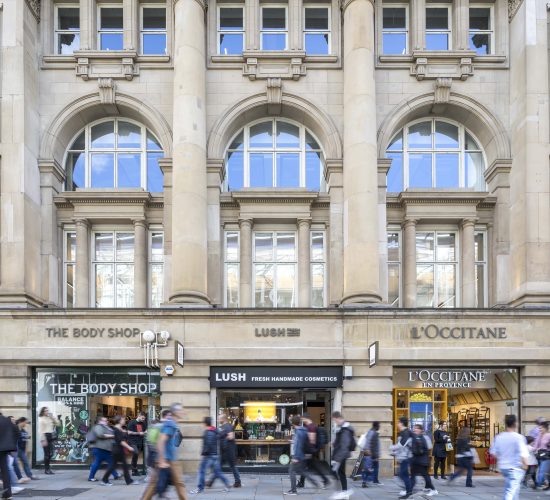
[190, 489, 204, 494]
[100, 481, 113, 486]
[129, 480, 141, 485]
[44, 469, 54, 475]
[17, 478, 30, 484]
[296, 481, 305, 488]
[113, 475, 121, 480]
[440, 476, 447, 480]
[433, 476, 438, 480]
[222, 487, 231, 492]
[362, 482, 367, 488]
[88, 478, 98, 482]
[284, 491, 298, 496]
[398, 494, 412, 500]
[233, 482, 241, 488]
[11, 487, 24, 494]
[426, 490, 439, 496]
[466, 484, 475, 488]
[373, 482, 384, 485]
[132, 470, 139, 476]
[205, 480, 213, 488]
[399, 491, 407, 496]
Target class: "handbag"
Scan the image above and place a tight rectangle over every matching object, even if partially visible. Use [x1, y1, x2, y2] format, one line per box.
[471, 448, 480, 464]
[536, 448, 550, 461]
[445, 442, 454, 452]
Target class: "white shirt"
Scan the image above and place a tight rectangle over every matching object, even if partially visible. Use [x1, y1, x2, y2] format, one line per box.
[491, 431, 528, 470]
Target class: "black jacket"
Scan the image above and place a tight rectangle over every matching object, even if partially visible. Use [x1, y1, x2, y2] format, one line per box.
[332, 422, 354, 463]
[456, 437, 472, 458]
[433, 429, 450, 458]
[0, 415, 18, 452]
[366, 429, 380, 460]
[201, 427, 219, 456]
[127, 418, 147, 445]
[411, 434, 430, 466]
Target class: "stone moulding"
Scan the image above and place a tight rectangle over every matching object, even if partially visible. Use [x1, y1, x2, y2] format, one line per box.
[75, 51, 139, 81]
[508, 0, 524, 21]
[242, 51, 307, 81]
[411, 51, 476, 81]
[25, 0, 40, 22]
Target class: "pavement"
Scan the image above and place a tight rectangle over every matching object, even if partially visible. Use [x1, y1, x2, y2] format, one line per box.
[5, 469, 550, 500]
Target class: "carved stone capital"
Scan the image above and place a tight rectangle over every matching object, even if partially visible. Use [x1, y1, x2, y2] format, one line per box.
[25, 0, 40, 22]
[508, 0, 524, 21]
[98, 78, 116, 105]
[266, 78, 282, 115]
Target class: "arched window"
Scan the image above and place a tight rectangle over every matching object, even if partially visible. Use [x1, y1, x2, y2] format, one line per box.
[225, 119, 325, 191]
[385, 118, 485, 192]
[65, 118, 164, 191]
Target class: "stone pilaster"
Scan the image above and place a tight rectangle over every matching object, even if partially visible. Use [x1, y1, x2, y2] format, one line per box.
[133, 218, 148, 308]
[298, 218, 312, 307]
[461, 218, 476, 308]
[169, 0, 210, 305]
[245, 0, 260, 50]
[158, 158, 173, 305]
[402, 218, 417, 308]
[239, 219, 253, 308]
[326, 160, 344, 305]
[79, 0, 94, 50]
[123, 0, 139, 51]
[410, 0, 426, 50]
[75, 219, 90, 307]
[453, 0, 470, 50]
[342, 0, 381, 304]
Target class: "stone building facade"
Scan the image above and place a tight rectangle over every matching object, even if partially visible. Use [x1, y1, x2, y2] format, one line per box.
[0, 0, 549, 474]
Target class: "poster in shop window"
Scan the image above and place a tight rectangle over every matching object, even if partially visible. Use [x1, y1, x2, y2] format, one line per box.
[52, 395, 89, 464]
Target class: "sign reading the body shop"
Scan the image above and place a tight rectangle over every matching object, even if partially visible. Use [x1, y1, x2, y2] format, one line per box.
[210, 366, 343, 388]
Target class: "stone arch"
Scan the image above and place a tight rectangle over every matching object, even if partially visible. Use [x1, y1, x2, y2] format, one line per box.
[207, 92, 343, 161]
[377, 92, 511, 164]
[40, 92, 173, 166]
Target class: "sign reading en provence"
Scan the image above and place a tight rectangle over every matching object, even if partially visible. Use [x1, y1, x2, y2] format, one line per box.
[410, 325, 507, 340]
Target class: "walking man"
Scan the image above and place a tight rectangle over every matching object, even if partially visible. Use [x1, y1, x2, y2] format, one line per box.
[285, 415, 320, 496]
[361, 421, 382, 487]
[0, 412, 19, 500]
[127, 412, 148, 476]
[391, 417, 413, 499]
[297, 413, 329, 489]
[410, 424, 438, 496]
[15, 417, 35, 481]
[330, 411, 355, 500]
[207, 414, 241, 488]
[491, 414, 528, 500]
[88, 416, 120, 482]
[534, 420, 550, 489]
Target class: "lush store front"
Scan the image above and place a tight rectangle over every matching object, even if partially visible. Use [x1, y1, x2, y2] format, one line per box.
[33, 367, 161, 466]
[211, 366, 342, 470]
[393, 367, 519, 470]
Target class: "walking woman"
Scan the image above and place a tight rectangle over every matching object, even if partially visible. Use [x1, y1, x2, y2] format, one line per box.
[448, 426, 474, 488]
[38, 407, 59, 475]
[102, 416, 140, 486]
[433, 421, 451, 480]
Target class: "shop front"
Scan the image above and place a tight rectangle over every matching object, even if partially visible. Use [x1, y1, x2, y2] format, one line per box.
[33, 367, 161, 466]
[393, 367, 519, 471]
[211, 366, 342, 471]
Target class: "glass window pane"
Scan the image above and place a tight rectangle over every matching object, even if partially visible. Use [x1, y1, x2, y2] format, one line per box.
[305, 151, 321, 191]
[147, 132, 162, 151]
[219, 33, 243, 55]
[387, 232, 400, 262]
[68, 152, 85, 190]
[386, 152, 403, 192]
[117, 153, 141, 188]
[91, 153, 115, 187]
[227, 151, 244, 190]
[436, 264, 455, 308]
[469, 33, 490, 55]
[143, 7, 166, 29]
[220, 8, 243, 29]
[147, 152, 164, 192]
[416, 232, 434, 261]
[465, 132, 480, 150]
[143, 33, 167, 55]
[100, 33, 123, 50]
[475, 263, 485, 307]
[255, 233, 273, 261]
[91, 121, 115, 148]
[66, 264, 75, 308]
[58, 7, 80, 30]
[305, 8, 328, 30]
[250, 153, 273, 187]
[426, 33, 449, 50]
[226, 263, 239, 307]
[305, 132, 320, 150]
[435, 121, 459, 149]
[226, 232, 239, 262]
[262, 33, 286, 50]
[408, 122, 432, 149]
[311, 232, 324, 261]
[95, 233, 114, 261]
[276, 233, 295, 262]
[66, 232, 77, 262]
[388, 263, 400, 307]
[229, 132, 244, 150]
[383, 7, 406, 29]
[71, 131, 86, 151]
[311, 263, 325, 308]
[151, 232, 163, 262]
[409, 153, 432, 188]
[276, 264, 295, 307]
[382, 33, 407, 55]
[116, 264, 134, 307]
[435, 153, 459, 188]
[116, 233, 134, 262]
[387, 132, 403, 151]
[95, 264, 114, 307]
[416, 264, 434, 307]
[276, 122, 300, 148]
[466, 152, 484, 190]
[475, 232, 485, 261]
[262, 8, 286, 29]
[469, 8, 490, 30]
[151, 263, 164, 307]
[101, 8, 123, 29]
[58, 33, 80, 54]
[305, 33, 329, 55]
[436, 233, 456, 261]
[250, 121, 273, 148]
[426, 8, 448, 29]
[255, 264, 274, 307]
[276, 153, 300, 187]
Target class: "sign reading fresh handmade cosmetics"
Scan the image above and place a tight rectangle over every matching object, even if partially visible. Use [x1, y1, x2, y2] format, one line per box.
[410, 324, 507, 340]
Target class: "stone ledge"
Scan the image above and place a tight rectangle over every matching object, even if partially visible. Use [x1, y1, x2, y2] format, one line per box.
[242, 50, 307, 81]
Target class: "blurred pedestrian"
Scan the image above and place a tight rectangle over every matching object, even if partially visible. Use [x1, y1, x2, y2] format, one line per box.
[87, 416, 119, 482]
[410, 424, 438, 496]
[448, 426, 474, 488]
[38, 407, 59, 475]
[207, 414, 241, 488]
[15, 417, 36, 481]
[360, 421, 381, 488]
[534, 421, 550, 489]
[0, 411, 21, 499]
[128, 412, 147, 477]
[101, 416, 140, 486]
[330, 411, 355, 500]
[433, 421, 451, 480]
[390, 417, 413, 499]
[297, 414, 329, 490]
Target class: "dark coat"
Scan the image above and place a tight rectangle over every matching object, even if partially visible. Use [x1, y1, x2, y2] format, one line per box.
[332, 422, 354, 463]
[201, 427, 219, 456]
[0, 415, 18, 452]
[433, 429, 450, 458]
[411, 434, 430, 467]
[291, 427, 309, 462]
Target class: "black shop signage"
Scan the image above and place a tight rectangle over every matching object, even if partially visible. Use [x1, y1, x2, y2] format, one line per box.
[210, 366, 343, 388]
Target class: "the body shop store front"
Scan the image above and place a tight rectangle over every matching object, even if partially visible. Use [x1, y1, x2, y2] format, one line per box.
[34, 367, 161, 466]
[211, 366, 342, 470]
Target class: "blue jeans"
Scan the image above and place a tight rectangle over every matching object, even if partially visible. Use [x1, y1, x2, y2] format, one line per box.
[537, 459, 550, 487]
[17, 449, 33, 478]
[361, 457, 379, 483]
[197, 455, 229, 491]
[449, 457, 473, 486]
[7, 455, 19, 486]
[398, 459, 412, 494]
[88, 448, 119, 480]
[501, 468, 525, 500]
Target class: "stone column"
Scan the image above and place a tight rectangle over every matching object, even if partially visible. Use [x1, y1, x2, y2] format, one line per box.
[123, 0, 139, 51]
[289, 0, 302, 50]
[75, 219, 90, 307]
[342, 0, 381, 304]
[245, 0, 259, 50]
[170, 0, 210, 305]
[453, 0, 470, 50]
[410, 0, 426, 50]
[133, 218, 148, 308]
[239, 219, 253, 307]
[79, 0, 94, 50]
[403, 218, 417, 308]
[461, 218, 476, 307]
[298, 218, 311, 307]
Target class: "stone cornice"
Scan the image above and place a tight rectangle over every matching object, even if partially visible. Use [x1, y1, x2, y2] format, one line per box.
[484, 159, 512, 186]
[231, 190, 320, 204]
[386, 191, 496, 209]
[54, 190, 155, 209]
[38, 159, 65, 184]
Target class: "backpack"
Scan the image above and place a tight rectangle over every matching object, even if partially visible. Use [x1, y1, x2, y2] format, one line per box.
[390, 437, 412, 462]
[316, 426, 328, 450]
[412, 435, 428, 456]
[146, 424, 162, 446]
[346, 427, 357, 452]
[173, 428, 183, 448]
